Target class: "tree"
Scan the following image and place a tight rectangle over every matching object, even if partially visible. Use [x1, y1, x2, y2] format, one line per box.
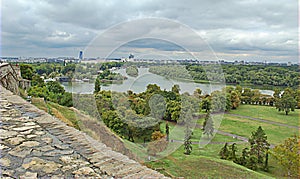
[94, 77, 101, 93]
[271, 135, 299, 177]
[171, 84, 180, 94]
[219, 143, 230, 159]
[228, 143, 237, 161]
[249, 126, 270, 164]
[20, 64, 34, 80]
[165, 122, 170, 141]
[151, 131, 165, 141]
[201, 97, 211, 112]
[276, 88, 297, 115]
[193, 88, 202, 99]
[202, 112, 214, 137]
[184, 125, 192, 155]
[46, 81, 65, 94]
[237, 147, 249, 166]
[230, 90, 241, 109]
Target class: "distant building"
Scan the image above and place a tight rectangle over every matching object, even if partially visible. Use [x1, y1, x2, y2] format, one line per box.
[79, 51, 83, 61]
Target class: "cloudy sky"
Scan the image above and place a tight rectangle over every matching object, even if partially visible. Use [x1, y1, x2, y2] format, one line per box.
[1, 0, 298, 62]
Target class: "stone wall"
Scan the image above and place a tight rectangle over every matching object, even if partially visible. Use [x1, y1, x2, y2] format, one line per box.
[0, 63, 30, 95]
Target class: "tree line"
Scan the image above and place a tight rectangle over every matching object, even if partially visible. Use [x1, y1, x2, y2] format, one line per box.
[149, 64, 299, 88]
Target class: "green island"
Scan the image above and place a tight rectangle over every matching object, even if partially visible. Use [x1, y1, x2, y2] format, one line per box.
[20, 62, 299, 178]
[125, 65, 139, 77]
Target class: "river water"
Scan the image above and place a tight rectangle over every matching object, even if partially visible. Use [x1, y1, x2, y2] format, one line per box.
[61, 68, 274, 96]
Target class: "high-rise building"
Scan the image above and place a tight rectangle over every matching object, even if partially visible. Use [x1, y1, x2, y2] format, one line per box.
[79, 51, 83, 60]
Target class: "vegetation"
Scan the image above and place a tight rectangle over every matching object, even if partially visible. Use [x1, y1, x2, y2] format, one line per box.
[184, 125, 193, 155]
[149, 64, 299, 88]
[20, 62, 299, 178]
[220, 126, 270, 171]
[271, 135, 300, 177]
[125, 65, 139, 77]
[274, 88, 297, 115]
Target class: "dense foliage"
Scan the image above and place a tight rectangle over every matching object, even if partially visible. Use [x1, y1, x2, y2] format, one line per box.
[149, 64, 299, 88]
[271, 135, 300, 177]
[220, 126, 270, 171]
[125, 65, 139, 77]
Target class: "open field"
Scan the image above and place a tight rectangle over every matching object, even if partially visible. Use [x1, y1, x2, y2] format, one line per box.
[229, 105, 299, 126]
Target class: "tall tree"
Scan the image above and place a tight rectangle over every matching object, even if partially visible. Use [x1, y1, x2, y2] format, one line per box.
[94, 77, 101, 93]
[201, 97, 211, 112]
[165, 122, 170, 141]
[219, 143, 229, 159]
[229, 143, 238, 161]
[271, 135, 299, 177]
[276, 88, 297, 115]
[249, 126, 270, 164]
[184, 125, 193, 155]
[203, 112, 214, 137]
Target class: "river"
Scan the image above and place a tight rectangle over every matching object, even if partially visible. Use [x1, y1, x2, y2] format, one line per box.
[61, 68, 274, 96]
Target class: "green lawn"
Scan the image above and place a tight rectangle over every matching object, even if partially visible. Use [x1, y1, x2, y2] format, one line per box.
[229, 105, 299, 126]
[199, 114, 298, 145]
[146, 144, 272, 179]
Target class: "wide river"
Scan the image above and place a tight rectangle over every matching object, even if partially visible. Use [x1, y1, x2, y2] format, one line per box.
[61, 68, 274, 96]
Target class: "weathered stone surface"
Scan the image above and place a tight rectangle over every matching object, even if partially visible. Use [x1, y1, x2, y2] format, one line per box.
[13, 126, 38, 132]
[43, 149, 74, 157]
[0, 157, 11, 167]
[0, 129, 18, 139]
[26, 134, 37, 139]
[20, 171, 38, 179]
[20, 129, 33, 135]
[34, 131, 45, 135]
[0, 143, 10, 150]
[41, 137, 53, 144]
[23, 122, 36, 126]
[38, 145, 55, 152]
[19, 141, 40, 148]
[73, 167, 95, 175]
[22, 157, 62, 174]
[8, 146, 32, 158]
[7, 136, 25, 145]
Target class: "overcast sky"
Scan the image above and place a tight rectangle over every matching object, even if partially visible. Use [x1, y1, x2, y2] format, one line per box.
[1, 0, 298, 62]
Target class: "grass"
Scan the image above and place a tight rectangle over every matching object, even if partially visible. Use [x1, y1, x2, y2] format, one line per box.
[229, 105, 299, 126]
[146, 144, 272, 179]
[31, 97, 80, 129]
[197, 114, 298, 146]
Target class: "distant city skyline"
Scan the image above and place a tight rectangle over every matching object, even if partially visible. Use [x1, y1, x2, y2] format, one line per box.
[1, 0, 298, 63]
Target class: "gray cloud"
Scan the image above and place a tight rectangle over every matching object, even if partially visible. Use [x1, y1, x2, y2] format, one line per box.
[1, 0, 298, 62]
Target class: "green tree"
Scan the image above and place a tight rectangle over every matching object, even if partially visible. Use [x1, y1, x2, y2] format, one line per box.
[193, 88, 202, 99]
[276, 88, 297, 115]
[201, 97, 211, 112]
[20, 64, 34, 80]
[228, 143, 238, 161]
[46, 81, 65, 94]
[184, 125, 192, 155]
[165, 122, 170, 141]
[202, 112, 214, 137]
[271, 135, 299, 177]
[171, 84, 180, 94]
[219, 143, 230, 159]
[237, 147, 249, 166]
[94, 77, 101, 93]
[249, 126, 270, 164]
